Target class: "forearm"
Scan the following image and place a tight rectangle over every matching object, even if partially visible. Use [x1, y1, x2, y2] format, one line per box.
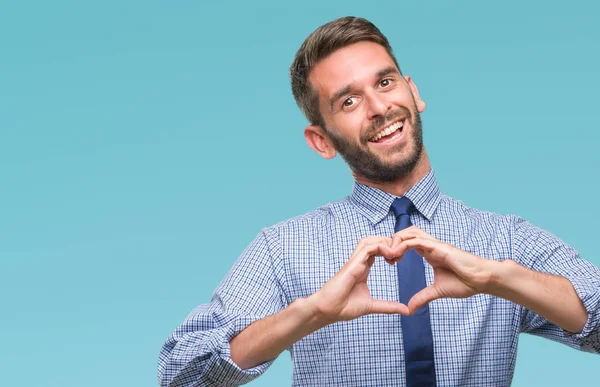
[486, 259, 588, 333]
[230, 297, 328, 370]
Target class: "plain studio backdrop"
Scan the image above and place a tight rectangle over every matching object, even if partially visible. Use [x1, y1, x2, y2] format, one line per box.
[1, 1, 598, 386]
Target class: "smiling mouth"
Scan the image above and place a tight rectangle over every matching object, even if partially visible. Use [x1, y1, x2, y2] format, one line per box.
[368, 119, 405, 143]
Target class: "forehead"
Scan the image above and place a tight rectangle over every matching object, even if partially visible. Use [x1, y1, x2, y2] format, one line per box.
[309, 41, 398, 97]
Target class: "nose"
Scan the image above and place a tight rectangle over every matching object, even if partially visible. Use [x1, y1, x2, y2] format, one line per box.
[365, 89, 391, 120]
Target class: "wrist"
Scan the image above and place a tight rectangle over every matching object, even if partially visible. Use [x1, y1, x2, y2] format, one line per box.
[459, 256, 495, 294]
[484, 259, 521, 297]
[294, 296, 335, 333]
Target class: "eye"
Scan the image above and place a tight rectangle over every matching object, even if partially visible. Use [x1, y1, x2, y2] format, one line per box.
[379, 78, 392, 88]
[336, 95, 362, 113]
[342, 96, 357, 108]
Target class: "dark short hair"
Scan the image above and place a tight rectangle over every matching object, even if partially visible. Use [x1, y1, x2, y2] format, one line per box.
[290, 16, 401, 127]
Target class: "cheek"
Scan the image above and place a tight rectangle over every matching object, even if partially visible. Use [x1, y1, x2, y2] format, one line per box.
[331, 113, 366, 140]
[390, 89, 413, 107]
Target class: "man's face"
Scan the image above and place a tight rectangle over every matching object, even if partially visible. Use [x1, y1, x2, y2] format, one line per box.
[308, 41, 426, 183]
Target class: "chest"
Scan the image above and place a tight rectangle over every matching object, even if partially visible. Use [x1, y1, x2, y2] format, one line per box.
[280, 214, 513, 302]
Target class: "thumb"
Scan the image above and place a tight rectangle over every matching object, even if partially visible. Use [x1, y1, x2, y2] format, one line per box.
[407, 285, 440, 314]
[370, 299, 410, 316]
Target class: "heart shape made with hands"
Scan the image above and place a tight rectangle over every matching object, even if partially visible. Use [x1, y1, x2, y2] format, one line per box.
[376, 226, 487, 312]
[310, 227, 487, 321]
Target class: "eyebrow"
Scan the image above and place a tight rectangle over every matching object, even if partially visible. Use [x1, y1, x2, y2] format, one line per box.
[327, 66, 401, 112]
[376, 66, 400, 79]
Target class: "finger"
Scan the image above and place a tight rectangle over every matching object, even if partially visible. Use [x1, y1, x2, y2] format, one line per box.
[329, 237, 396, 295]
[378, 242, 398, 259]
[341, 237, 393, 275]
[407, 285, 440, 314]
[350, 237, 390, 260]
[355, 237, 392, 260]
[370, 299, 410, 316]
[393, 226, 437, 244]
[390, 232, 407, 253]
[383, 255, 403, 265]
[410, 227, 439, 242]
[366, 255, 375, 269]
[394, 237, 437, 260]
[391, 226, 418, 240]
[389, 227, 432, 257]
[377, 242, 406, 265]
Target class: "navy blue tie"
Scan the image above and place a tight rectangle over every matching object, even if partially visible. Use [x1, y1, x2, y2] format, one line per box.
[391, 197, 437, 387]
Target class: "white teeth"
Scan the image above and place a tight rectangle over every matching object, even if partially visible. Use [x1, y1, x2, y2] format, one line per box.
[370, 120, 404, 142]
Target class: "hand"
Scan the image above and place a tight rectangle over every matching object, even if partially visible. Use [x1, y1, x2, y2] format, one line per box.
[307, 236, 410, 325]
[380, 226, 494, 314]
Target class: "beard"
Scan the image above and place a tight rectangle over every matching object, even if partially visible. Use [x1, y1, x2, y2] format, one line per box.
[324, 105, 424, 184]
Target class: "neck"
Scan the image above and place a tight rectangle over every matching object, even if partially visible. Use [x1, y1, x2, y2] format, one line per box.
[353, 149, 431, 197]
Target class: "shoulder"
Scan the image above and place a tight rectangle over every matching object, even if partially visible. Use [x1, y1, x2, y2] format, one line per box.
[261, 196, 354, 239]
[432, 193, 539, 250]
[435, 193, 518, 228]
[436, 193, 576, 258]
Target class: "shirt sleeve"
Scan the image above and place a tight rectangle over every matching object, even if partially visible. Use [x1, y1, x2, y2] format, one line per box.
[157, 229, 288, 387]
[512, 216, 600, 353]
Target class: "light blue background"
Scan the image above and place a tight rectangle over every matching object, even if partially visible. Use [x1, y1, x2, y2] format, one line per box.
[1, 1, 598, 386]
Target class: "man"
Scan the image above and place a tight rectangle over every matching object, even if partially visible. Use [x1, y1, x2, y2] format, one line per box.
[158, 17, 600, 386]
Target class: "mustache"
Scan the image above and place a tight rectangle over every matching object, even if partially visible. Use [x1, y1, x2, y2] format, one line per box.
[361, 107, 412, 143]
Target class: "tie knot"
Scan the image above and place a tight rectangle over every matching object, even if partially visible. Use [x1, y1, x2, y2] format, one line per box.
[391, 197, 415, 217]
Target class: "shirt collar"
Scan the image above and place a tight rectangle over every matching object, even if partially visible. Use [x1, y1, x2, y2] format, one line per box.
[349, 169, 441, 225]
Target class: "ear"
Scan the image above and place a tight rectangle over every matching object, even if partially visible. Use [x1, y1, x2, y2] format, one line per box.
[304, 125, 337, 159]
[404, 76, 426, 113]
